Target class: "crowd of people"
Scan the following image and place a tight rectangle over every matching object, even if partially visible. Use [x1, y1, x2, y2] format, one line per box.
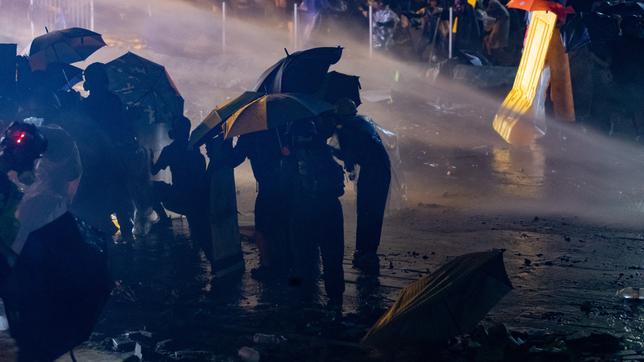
[215, 0, 609, 66]
[0, 44, 394, 320]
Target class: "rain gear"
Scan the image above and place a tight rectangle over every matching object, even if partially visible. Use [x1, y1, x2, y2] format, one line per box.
[363, 250, 512, 347]
[286, 119, 345, 304]
[335, 115, 391, 255]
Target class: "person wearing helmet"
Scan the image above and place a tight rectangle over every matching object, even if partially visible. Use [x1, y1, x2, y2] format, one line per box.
[0, 121, 47, 283]
[333, 98, 391, 276]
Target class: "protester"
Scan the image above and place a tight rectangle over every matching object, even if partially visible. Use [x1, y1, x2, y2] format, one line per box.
[78, 62, 136, 241]
[373, 1, 401, 51]
[285, 118, 346, 311]
[150, 116, 211, 261]
[333, 99, 391, 275]
[483, 0, 511, 65]
[230, 130, 290, 280]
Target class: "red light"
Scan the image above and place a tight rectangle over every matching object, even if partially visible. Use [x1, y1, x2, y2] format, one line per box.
[15, 132, 26, 145]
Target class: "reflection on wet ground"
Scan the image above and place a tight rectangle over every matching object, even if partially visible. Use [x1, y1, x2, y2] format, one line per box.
[3, 2, 644, 359]
[57, 204, 644, 361]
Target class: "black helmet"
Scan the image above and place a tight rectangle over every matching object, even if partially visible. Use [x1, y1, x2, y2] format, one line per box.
[1, 121, 48, 173]
[83, 62, 109, 93]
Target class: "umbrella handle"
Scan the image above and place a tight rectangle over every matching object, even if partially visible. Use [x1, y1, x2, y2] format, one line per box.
[61, 69, 71, 90]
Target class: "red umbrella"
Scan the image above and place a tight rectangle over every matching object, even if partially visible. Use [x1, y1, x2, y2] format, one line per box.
[29, 27, 106, 71]
[507, 0, 574, 23]
[506, 0, 552, 11]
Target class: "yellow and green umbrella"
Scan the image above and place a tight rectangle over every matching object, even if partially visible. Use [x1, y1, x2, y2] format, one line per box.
[363, 250, 513, 348]
[223, 93, 335, 139]
[189, 91, 264, 147]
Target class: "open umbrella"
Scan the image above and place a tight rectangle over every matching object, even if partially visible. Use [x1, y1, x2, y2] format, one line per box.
[106, 52, 184, 124]
[506, 0, 552, 11]
[253, 46, 343, 94]
[34, 63, 83, 91]
[189, 91, 264, 147]
[362, 250, 513, 348]
[223, 93, 334, 139]
[29, 27, 106, 71]
[3, 212, 111, 361]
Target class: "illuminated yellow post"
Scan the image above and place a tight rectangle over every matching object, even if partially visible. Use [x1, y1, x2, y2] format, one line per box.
[547, 28, 576, 123]
[492, 10, 575, 146]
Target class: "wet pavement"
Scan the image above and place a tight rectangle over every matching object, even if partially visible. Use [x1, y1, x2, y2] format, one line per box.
[2, 2, 644, 360]
[8, 200, 641, 361]
[44, 85, 644, 361]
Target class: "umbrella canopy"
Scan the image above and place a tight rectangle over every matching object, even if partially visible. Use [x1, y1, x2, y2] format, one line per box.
[321, 71, 362, 107]
[362, 250, 513, 347]
[506, 0, 552, 11]
[3, 212, 111, 361]
[105, 52, 184, 124]
[29, 27, 106, 71]
[223, 93, 334, 139]
[34, 63, 83, 91]
[253, 46, 343, 94]
[189, 91, 264, 147]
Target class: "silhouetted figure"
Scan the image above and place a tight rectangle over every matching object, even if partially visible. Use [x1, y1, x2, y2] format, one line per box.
[151, 117, 210, 259]
[76, 62, 135, 241]
[334, 99, 391, 275]
[285, 118, 345, 311]
[81, 63, 134, 145]
[230, 129, 290, 280]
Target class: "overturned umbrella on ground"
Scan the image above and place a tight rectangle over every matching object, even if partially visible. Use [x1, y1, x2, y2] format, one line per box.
[223, 93, 335, 139]
[106, 52, 184, 124]
[29, 27, 106, 71]
[362, 249, 513, 348]
[189, 91, 264, 147]
[254, 46, 343, 94]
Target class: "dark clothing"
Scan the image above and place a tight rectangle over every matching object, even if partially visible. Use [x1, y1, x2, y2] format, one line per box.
[231, 130, 285, 190]
[336, 116, 391, 255]
[231, 131, 290, 271]
[153, 141, 207, 199]
[152, 141, 210, 258]
[81, 90, 134, 147]
[356, 164, 391, 254]
[286, 119, 345, 303]
[336, 116, 391, 172]
[452, 0, 482, 53]
[77, 91, 137, 238]
[289, 196, 345, 301]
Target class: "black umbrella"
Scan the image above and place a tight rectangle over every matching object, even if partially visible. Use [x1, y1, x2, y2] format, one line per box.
[321, 71, 362, 107]
[253, 46, 343, 94]
[2, 213, 111, 361]
[34, 63, 83, 91]
[363, 250, 513, 347]
[189, 91, 264, 147]
[223, 93, 335, 139]
[29, 27, 106, 71]
[106, 52, 184, 124]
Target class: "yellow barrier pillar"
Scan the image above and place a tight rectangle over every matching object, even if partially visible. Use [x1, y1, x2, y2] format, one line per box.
[547, 28, 576, 123]
[492, 11, 557, 145]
